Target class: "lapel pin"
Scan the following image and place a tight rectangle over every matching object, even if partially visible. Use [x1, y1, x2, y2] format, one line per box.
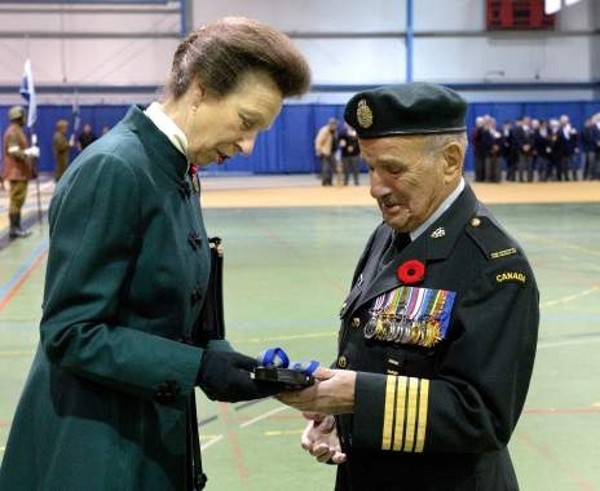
[430, 227, 445, 238]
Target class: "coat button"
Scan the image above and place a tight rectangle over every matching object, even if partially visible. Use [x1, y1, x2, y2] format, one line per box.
[351, 317, 361, 328]
[188, 231, 202, 250]
[155, 380, 181, 404]
[470, 217, 481, 227]
[190, 286, 203, 304]
[337, 355, 348, 369]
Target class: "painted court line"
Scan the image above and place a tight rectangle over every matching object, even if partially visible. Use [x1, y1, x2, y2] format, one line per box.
[542, 286, 599, 308]
[0, 240, 49, 312]
[239, 406, 288, 428]
[200, 435, 224, 451]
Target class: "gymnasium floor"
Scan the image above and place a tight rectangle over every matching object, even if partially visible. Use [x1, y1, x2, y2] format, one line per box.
[1, 174, 599, 490]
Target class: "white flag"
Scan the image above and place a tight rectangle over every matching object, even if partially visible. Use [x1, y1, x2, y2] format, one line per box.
[19, 58, 37, 128]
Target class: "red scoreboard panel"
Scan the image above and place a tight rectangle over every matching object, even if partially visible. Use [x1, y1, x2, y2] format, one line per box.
[487, 0, 556, 30]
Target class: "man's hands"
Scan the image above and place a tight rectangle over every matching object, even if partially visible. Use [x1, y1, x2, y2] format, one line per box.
[197, 349, 280, 402]
[277, 366, 356, 414]
[301, 412, 346, 465]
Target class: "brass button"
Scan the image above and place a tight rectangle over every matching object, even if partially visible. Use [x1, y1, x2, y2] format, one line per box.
[338, 355, 348, 369]
[470, 217, 481, 227]
[351, 317, 361, 328]
[339, 301, 348, 317]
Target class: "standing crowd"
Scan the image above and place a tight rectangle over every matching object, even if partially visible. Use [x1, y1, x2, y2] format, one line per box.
[470, 113, 600, 183]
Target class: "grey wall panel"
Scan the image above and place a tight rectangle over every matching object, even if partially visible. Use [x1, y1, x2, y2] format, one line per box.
[0, 37, 178, 87]
[295, 38, 404, 85]
[192, 0, 403, 32]
[414, 35, 591, 83]
[0, 11, 179, 33]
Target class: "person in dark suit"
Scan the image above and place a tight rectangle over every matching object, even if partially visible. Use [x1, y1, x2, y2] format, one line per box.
[0, 17, 310, 491]
[279, 83, 539, 491]
[512, 117, 535, 182]
[76, 122, 97, 151]
[501, 120, 518, 182]
[339, 122, 361, 185]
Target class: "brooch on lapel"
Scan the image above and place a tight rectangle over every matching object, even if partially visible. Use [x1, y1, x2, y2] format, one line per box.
[189, 163, 200, 193]
[397, 259, 426, 285]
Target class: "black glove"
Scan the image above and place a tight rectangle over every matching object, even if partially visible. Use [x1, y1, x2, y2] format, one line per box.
[196, 349, 281, 402]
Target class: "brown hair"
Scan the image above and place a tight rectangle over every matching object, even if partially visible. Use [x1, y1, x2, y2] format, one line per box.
[164, 17, 311, 100]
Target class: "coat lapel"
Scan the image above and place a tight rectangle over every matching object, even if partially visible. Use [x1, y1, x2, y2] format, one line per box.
[350, 185, 479, 315]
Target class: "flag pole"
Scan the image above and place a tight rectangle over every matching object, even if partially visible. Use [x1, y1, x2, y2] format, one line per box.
[20, 58, 43, 224]
[31, 132, 43, 224]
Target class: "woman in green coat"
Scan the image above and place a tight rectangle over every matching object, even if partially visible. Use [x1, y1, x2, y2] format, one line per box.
[0, 17, 310, 491]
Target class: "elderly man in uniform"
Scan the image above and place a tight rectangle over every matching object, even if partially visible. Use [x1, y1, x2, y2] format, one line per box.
[3, 105, 39, 238]
[280, 83, 539, 490]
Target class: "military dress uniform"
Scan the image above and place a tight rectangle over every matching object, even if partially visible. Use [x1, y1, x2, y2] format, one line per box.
[334, 185, 538, 490]
[2, 108, 35, 237]
[0, 106, 221, 490]
[331, 84, 539, 490]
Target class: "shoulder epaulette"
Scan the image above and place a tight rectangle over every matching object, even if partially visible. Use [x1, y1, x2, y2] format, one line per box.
[465, 214, 522, 262]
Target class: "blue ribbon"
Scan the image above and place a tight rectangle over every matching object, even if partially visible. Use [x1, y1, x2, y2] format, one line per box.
[257, 347, 319, 376]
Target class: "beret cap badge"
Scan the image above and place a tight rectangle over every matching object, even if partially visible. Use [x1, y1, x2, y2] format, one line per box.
[356, 99, 373, 129]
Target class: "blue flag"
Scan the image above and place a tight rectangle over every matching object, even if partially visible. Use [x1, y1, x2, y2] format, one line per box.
[19, 59, 37, 129]
[72, 90, 81, 134]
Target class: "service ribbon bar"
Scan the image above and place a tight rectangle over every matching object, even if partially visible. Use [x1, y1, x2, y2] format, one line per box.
[365, 286, 456, 348]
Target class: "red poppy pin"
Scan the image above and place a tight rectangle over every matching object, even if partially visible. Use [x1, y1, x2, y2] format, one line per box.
[397, 259, 426, 285]
[188, 164, 198, 177]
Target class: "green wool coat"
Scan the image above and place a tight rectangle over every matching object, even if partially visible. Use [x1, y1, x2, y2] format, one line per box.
[0, 106, 221, 490]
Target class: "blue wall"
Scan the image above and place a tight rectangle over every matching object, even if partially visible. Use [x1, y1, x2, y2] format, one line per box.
[2, 101, 600, 175]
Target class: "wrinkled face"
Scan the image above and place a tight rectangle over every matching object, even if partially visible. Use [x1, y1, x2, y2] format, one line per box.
[362, 135, 455, 233]
[186, 71, 283, 166]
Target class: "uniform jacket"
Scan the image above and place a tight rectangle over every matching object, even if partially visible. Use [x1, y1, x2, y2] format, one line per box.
[2, 122, 34, 181]
[334, 185, 539, 491]
[0, 106, 222, 490]
[52, 130, 71, 168]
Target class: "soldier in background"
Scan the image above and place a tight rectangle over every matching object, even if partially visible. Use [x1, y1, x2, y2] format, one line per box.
[52, 119, 72, 182]
[2, 105, 39, 238]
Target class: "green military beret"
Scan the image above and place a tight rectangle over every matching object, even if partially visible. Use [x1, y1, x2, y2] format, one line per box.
[343, 82, 467, 139]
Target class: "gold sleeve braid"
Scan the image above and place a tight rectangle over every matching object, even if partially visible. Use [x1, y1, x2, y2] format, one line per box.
[381, 375, 430, 453]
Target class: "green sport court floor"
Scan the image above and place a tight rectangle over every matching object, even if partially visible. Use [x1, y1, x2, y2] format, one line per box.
[1, 176, 599, 490]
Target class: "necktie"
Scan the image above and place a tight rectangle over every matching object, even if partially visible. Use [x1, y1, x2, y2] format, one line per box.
[393, 232, 411, 251]
[379, 233, 411, 272]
